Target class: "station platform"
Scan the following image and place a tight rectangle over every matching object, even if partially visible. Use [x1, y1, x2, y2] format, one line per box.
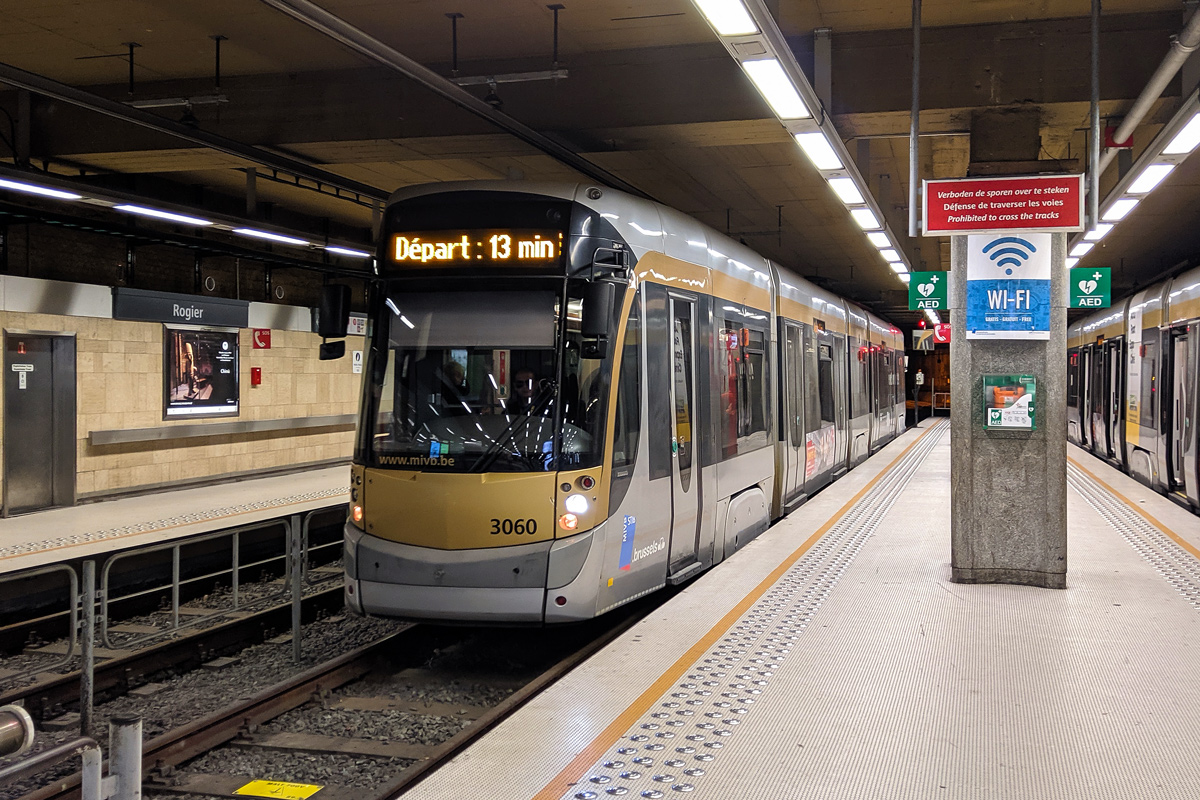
[0, 466, 349, 575]
[408, 418, 1200, 799]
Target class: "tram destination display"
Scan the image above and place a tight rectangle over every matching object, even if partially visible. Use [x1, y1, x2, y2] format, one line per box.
[164, 326, 240, 418]
[388, 229, 563, 269]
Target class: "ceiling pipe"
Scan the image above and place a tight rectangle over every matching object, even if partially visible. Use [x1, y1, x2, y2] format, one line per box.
[256, 0, 650, 200]
[0, 59, 388, 202]
[1089, 0, 1100, 230]
[1097, 4, 1200, 176]
[909, 0, 921, 238]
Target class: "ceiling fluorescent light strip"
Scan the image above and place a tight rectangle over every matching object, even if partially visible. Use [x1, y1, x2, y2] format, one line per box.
[1100, 198, 1139, 222]
[0, 177, 83, 201]
[742, 59, 809, 119]
[325, 246, 373, 258]
[1162, 111, 1200, 155]
[828, 177, 864, 204]
[114, 204, 214, 226]
[692, 0, 910, 286]
[693, 0, 758, 36]
[233, 228, 311, 246]
[1126, 163, 1175, 194]
[1069, 91, 1200, 255]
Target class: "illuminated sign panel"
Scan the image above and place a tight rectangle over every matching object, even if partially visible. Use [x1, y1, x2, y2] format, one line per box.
[389, 229, 563, 268]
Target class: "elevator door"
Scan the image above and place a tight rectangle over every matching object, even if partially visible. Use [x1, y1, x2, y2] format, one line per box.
[4, 333, 76, 514]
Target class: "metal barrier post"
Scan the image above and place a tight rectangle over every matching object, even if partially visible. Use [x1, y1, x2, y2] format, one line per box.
[110, 714, 143, 800]
[80, 560, 95, 737]
[290, 514, 302, 664]
[171, 546, 181, 630]
[231, 530, 240, 608]
[81, 744, 102, 800]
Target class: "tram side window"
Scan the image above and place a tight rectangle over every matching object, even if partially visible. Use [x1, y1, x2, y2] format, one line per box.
[744, 327, 768, 436]
[612, 300, 642, 471]
[786, 325, 804, 445]
[1067, 349, 1079, 405]
[718, 318, 770, 456]
[850, 338, 870, 418]
[1140, 339, 1157, 429]
[818, 343, 835, 424]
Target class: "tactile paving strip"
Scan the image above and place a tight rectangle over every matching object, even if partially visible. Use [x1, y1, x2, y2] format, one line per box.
[562, 422, 949, 799]
[1067, 463, 1200, 609]
[0, 487, 346, 559]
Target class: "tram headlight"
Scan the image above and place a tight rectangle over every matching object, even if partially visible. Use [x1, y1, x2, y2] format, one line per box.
[559, 513, 579, 531]
[564, 494, 589, 514]
[351, 505, 364, 524]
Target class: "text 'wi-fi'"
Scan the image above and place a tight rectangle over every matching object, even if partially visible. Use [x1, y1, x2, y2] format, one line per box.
[982, 237, 1037, 275]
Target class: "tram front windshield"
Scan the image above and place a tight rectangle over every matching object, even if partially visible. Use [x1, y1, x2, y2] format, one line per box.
[368, 289, 611, 473]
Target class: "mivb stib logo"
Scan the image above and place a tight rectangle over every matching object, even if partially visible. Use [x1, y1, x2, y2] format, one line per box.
[981, 236, 1037, 276]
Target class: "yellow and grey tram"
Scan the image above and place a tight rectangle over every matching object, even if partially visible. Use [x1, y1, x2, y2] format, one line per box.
[334, 182, 906, 624]
[1068, 264, 1200, 512]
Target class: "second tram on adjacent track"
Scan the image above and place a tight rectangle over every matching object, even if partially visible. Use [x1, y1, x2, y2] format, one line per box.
[341, 181, 906, 624]
[1068, 265, 1200, 512]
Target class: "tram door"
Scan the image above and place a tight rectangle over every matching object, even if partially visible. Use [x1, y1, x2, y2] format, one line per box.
[1091, 345, 1110, 457]
[1079, 346, 1092, 448]
[3, 333, 76, 515]
[1107, 339, 1124, 461]
[1169, 328, 1191, 494]
[666, 296, 701, 570]
[781, 323, 804, 501]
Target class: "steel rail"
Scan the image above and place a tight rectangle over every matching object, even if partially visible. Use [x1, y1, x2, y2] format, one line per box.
[17, 628, 411, 800]
[380, 599, 661, 797]
[0, 587, 345, 719]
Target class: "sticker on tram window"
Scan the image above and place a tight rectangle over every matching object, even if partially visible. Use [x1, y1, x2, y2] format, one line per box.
[490, 518, 538, 536]
[619, 515, 637, 570]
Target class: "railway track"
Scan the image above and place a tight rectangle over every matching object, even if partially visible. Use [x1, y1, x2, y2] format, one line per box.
[6, 596, 664, 800]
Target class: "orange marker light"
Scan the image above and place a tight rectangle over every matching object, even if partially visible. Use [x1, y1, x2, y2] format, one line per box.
[351, 505, 364, 524]
[559, 513, 579, 530]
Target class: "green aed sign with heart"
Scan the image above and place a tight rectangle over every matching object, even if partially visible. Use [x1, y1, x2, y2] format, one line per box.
[1069, 267, 1111, 309]
[908, 271, 948, 311]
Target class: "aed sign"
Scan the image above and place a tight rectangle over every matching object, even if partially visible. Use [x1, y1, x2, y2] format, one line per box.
[965, 233, 1052, 340]
[922, 174, 1085, 236]
[908, 271, 948, 310]
[1070, 267, 1111, 309]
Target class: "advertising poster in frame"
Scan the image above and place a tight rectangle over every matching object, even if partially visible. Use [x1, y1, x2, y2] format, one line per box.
[164, 326, 240, 418]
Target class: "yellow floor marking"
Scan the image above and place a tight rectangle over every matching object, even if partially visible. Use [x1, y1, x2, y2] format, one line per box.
[0, 492, 349, 563]
[532, 421, 945, 800]
[1068, 456, 1200, 561]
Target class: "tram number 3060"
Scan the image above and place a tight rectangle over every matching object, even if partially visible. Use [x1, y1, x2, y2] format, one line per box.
[489, 518, 538, 535]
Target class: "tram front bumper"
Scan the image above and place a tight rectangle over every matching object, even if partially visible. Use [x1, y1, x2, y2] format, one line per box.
[344, 522, 553, 623]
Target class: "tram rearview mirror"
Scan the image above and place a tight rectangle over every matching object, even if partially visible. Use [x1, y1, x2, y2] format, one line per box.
[317, 284, 352, 339]
[318, 340, 346, 361]
[581, 282, 615, 338]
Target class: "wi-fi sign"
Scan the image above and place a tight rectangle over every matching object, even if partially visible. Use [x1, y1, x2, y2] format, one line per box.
[982, 236, 1037, 275]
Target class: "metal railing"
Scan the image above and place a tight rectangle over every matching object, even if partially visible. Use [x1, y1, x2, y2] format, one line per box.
[0, 715, 141, 800]
[0, 504, 346, 735]
[0, 565, 80, 687]
[99, 519, 293, 650]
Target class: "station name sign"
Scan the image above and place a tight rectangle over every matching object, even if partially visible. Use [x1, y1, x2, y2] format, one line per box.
[113, 287, 249, 328]
[922, 174, 1085, 236]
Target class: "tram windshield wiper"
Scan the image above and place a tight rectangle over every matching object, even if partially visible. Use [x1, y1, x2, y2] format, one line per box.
[470, 381, 557, 473]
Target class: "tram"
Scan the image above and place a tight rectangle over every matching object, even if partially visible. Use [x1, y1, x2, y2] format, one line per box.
[327, 182, 906, 623]
[1068, 264, 1200, 511]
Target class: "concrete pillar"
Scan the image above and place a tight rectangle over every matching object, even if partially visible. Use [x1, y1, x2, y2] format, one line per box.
[949, 233, 1068, 588]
